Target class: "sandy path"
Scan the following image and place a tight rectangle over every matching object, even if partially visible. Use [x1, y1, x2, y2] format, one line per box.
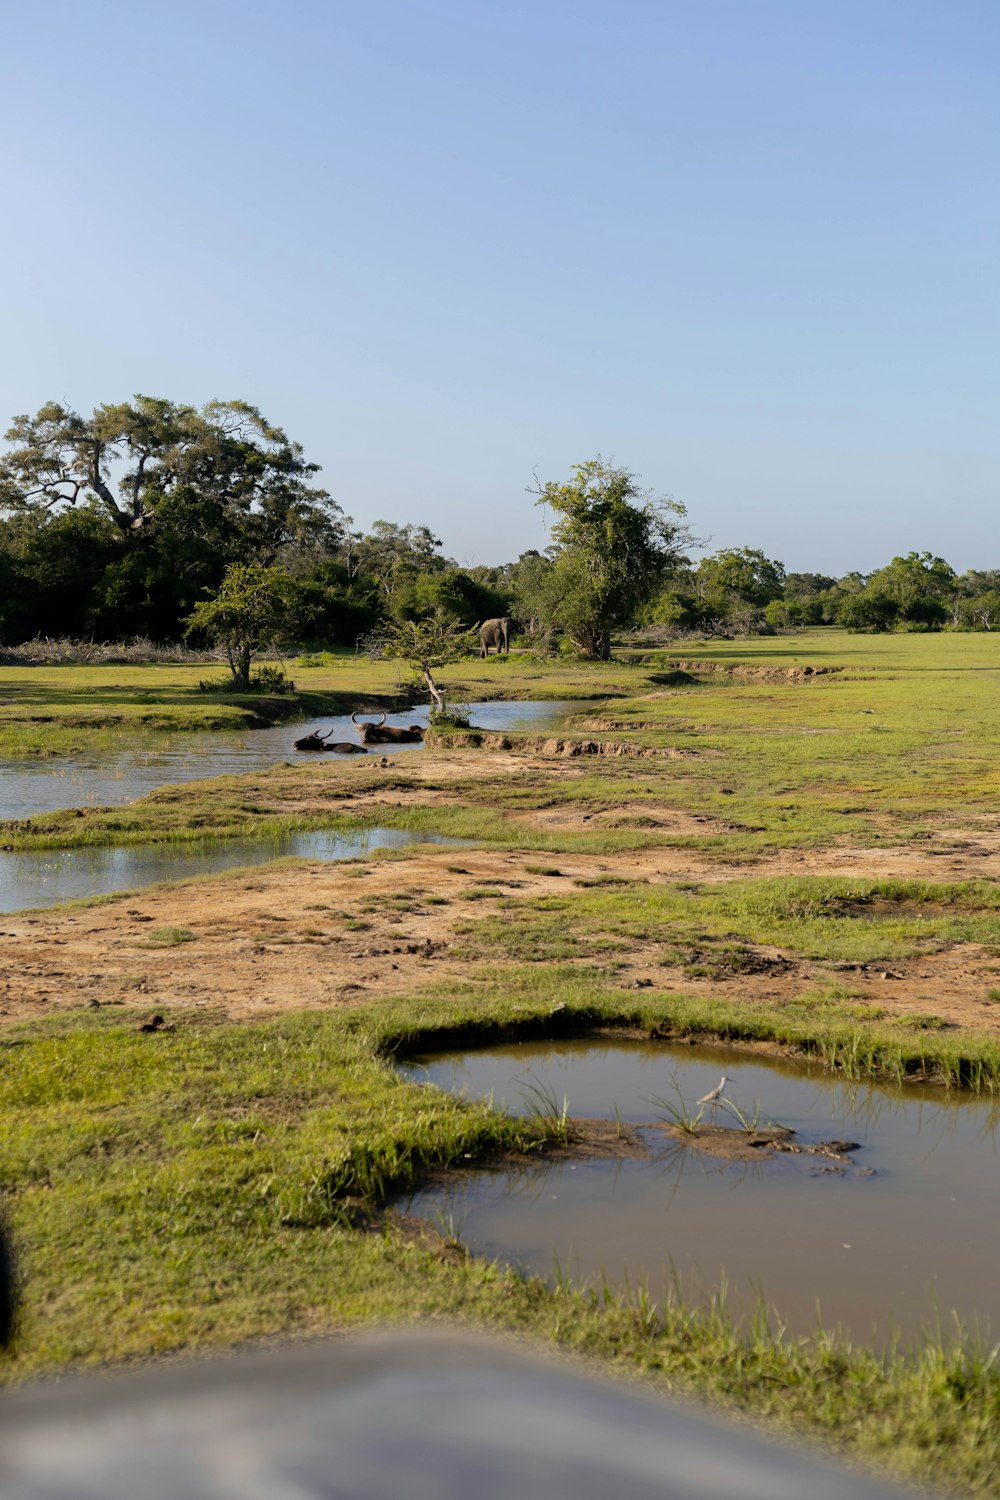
[2, 831, 999, 1034]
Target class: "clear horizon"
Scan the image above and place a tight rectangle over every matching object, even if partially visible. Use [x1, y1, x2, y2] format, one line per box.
[2, 0, 997, 574]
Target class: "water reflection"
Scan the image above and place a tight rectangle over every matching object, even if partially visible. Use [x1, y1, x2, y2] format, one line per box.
[0, 827, 461, 913]
[0, 700, 587, 820]
[401, 1039, 1000, 1342]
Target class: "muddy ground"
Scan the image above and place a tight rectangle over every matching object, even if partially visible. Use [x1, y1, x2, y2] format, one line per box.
[4, 749, 1000, 1033]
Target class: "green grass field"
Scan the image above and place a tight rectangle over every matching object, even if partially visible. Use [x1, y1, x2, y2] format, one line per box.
[6, 629, 1000, 1493]
[6, 990, 1000, 1494]
[5, 629, 1000, 857]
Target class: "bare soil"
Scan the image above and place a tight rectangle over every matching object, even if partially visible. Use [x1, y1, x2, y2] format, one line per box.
[3, 850, 1000, 1035]
[4, 748, 1000, 1034]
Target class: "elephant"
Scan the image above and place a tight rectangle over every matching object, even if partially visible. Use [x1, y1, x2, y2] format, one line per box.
[294, 729, 368, 754]
[351, 711, 425, 746]
[479, 616, 513, 657]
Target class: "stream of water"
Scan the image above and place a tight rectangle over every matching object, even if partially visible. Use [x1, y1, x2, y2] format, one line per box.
[0, 828, 462, 913]
[0, 699, 579, 909]
[0, 700, 586, 821]
[400, 1038, 1000, 1344]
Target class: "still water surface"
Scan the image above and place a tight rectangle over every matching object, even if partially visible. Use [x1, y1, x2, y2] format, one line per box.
[0, 828, 460, 913]
[0, 700, 585, 821]
[401, 1039, 1000, 1343]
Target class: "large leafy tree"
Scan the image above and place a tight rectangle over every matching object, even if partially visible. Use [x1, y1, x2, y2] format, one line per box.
[866, 552, 954, 626]
[837, 589, 899, 633]
[528, 459, 690, 659]
[0, 396, 340, 560]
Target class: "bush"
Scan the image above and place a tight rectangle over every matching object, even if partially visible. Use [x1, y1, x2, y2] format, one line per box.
[251, 666, 295, 694]
[197, 667, 295, 695]
[0, 637, 222, 665]
[295, 651, 339, 668]
[429, 711, 472, 730]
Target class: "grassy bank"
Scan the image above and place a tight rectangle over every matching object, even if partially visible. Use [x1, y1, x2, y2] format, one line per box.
[5, 630, 1000, 859]
[4, 990, 1000, 1494]
[455, 873, 1000, 970]
[0, 791, 687, 856]
[0, 651, 636, 759]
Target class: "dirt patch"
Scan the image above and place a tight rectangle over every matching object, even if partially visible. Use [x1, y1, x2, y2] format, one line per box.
[665, 660, 845, 684]
[501, 1118, 651, 1163]
[656, 1122, 862, 1165]
[657, 1121, 794, 1160]
[5, 747, 1000, 1038]
[423, 731, 697, 759]
[679, 942, 795, 980]
[832, 898, 964, 921]
[1, 840, 999, 1037]
[393, 1120, 651, 1207]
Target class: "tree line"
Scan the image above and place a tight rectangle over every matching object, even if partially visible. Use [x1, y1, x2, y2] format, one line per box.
[0, 396, 995, 660]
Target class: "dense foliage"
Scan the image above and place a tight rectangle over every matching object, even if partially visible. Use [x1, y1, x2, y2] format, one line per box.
[1, 397, 996, 651]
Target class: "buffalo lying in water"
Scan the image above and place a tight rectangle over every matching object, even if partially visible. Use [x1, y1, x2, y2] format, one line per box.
[351, 711, 424, 746]
[294, 730, 368, 754]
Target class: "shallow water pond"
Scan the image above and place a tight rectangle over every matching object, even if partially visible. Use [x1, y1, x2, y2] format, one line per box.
[0, 827, 460, 912]
[0, 700, 586, 821]
[400, 1039, 1000, 1343]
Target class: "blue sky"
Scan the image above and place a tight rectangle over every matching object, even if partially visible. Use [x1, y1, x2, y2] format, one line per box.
[2, 0, 997, 572]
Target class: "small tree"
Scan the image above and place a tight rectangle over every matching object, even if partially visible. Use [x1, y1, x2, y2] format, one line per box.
[185, 563, 293, 689]
[362, 610, 476, 716]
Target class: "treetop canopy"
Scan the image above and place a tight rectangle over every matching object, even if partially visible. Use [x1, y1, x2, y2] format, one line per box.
[0, 396, 339, 558]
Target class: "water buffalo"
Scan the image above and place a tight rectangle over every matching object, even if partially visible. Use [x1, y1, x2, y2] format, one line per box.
[351, 711, 424, 746]
[294, 729, 368, 754]
[479, 616, 513, 657]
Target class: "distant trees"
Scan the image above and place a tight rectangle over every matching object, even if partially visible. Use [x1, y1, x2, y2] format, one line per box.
[3, 397, 1000, 649]
[951, 571, 1000, 632]
[506, 550, 558, 644]
[836, 589, 899, 633]
[865, 552, 954, 629]
[831, 554, 955, 633]
[959, 590, 1000, 631]
[693, 547, 786, 636]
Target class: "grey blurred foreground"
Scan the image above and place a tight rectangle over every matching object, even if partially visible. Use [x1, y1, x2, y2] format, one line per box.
[0, 1331, 914, 1499]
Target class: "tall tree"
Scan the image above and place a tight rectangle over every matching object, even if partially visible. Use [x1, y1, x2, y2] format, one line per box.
[350, 521, 448, 609]
[0, 396, 340, 559]
[529, 459, 690, 658]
